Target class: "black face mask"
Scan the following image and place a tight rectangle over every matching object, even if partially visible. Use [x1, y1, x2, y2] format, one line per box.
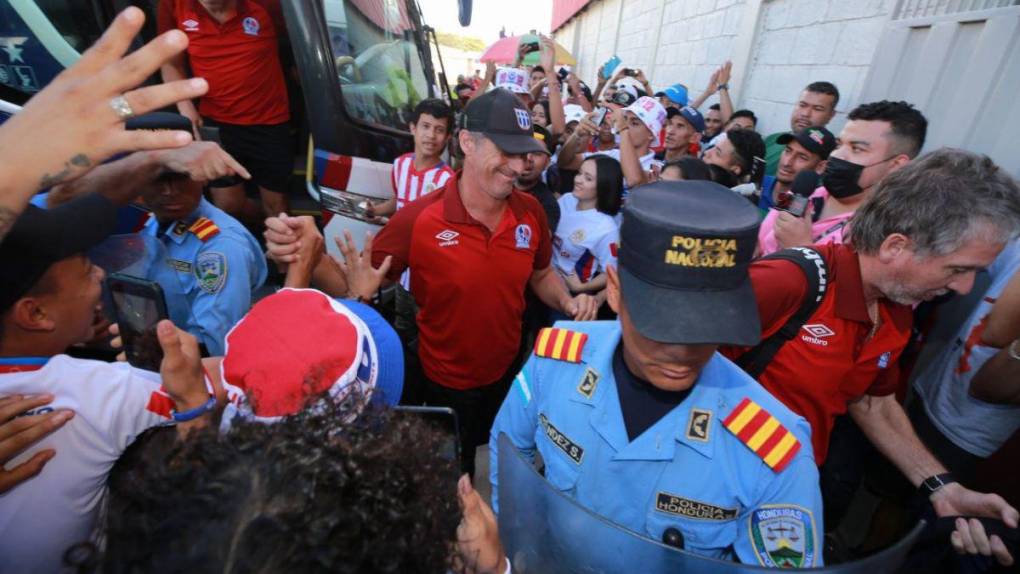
[823, 155, 896, 199]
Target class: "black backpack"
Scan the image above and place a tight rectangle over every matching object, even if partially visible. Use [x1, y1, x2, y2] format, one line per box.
[736, 247, 831, 379]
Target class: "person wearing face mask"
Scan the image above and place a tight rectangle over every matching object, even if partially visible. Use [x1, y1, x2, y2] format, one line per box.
[757, 101, 928, 257]
[491, 182, 823, 567]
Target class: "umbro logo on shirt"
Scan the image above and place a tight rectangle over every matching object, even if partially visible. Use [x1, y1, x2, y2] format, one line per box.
[436, 229, 460, 247]
[801, 323, 835, 346]
[182, 19, 199, 31]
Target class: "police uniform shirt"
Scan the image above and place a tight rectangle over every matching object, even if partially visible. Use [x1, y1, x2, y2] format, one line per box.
[141, 198, 267, 355]
[0, 356, 172, 574]
[490, 321, 824, 568]
[552, 194, 619, 284]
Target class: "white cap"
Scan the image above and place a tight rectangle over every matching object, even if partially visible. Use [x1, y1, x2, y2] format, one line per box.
[615, 77, 643, 97]
[624, 96, 667, 145]
[495, 67, 529, 94]
[563, 104, 585, 125]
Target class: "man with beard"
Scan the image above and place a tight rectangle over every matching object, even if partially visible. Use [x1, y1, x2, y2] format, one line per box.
[758, 101, 925, 257]
[723, 149, 1020, 567]
[763, 82, 839, 178]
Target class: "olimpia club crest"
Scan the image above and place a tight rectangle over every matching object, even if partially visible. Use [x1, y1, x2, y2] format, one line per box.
[750, 505, 817, 568]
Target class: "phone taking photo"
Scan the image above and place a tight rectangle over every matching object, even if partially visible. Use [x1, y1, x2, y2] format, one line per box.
[592, 106, 609, 127]
[774, 191, 810, 217]
[107, 273, 169, 372]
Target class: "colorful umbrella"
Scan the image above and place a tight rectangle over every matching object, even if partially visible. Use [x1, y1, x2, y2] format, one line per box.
[480, 34, 576, 66]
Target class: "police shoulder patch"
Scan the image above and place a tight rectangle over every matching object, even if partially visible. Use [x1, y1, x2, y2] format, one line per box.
[194, 251, 228, 294]
[686, 408, 712, 442]
[722, 398, 801, 472]
[534, 328, 587, 363]
[750, 504, 818, 568]
[188, 217, 220, 242]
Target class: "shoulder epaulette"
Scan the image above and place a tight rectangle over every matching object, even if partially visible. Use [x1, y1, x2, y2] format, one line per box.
[723, 398, 801, 473]
[188, 217, 220, 242]
[534, 327, 587, 363]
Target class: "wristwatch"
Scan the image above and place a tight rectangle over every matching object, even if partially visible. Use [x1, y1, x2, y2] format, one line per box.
[918, 472, 957, 496]
[718, 83, 729, 91]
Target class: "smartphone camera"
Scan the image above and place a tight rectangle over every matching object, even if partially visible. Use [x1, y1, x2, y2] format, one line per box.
[775, 191, 809, 217]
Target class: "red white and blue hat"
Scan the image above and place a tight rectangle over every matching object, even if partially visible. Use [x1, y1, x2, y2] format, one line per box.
[219, 288, 403, 427]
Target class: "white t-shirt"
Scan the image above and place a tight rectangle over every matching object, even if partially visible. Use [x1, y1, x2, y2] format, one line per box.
[0, 356, 171, 574]
[552, 194, 619, 284]
[912, 240, 1020, 457]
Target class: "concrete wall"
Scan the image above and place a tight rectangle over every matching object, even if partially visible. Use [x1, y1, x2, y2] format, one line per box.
[553, 0, 896, 137]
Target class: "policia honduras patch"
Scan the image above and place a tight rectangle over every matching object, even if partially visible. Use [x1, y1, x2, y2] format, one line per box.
[577, 367, 599, 399]
[750, 505, 818, 568]
[539, 413, 583, 464]
[655, 492, 737, 521]
[195, 252, 227, 294]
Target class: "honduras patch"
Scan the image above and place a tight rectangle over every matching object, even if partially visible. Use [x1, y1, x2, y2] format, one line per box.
[195, 252, 227, 293]
[242, 16, 260, 36]
[750, 505, 818, 568]
[515, 223, 532, 249]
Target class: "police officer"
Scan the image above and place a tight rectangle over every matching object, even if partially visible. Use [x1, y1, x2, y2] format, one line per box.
[139, 142, 267, 356]
[490, 181, 824, 567]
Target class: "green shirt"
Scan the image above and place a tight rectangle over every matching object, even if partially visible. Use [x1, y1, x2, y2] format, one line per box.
[764, 131, 789, 177]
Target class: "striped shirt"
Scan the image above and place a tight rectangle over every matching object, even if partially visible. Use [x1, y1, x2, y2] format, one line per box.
[391, 153, 454, 211]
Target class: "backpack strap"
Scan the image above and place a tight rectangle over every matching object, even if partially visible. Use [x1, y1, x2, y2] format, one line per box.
[736, 247, 829, 379]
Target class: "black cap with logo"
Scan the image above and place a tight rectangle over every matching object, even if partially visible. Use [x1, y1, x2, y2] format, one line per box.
[460, 88, 546, 155]
[619, 181, 762, 345]
[777, 126, 836, 160]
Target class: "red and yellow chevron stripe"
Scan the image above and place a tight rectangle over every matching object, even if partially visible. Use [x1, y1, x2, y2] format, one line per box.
[722, 398, 801, 473]
[188, 217, 220, 242]
[534, 328, 588, 363]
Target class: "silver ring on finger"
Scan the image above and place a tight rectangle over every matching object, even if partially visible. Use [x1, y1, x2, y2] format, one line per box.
[109, 95, 135, 121]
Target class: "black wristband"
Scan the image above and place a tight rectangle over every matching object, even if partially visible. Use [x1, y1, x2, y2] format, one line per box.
[919, 472, 957, 496]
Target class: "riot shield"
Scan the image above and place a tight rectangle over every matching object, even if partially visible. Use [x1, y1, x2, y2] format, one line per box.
[495, 433, 924, 573]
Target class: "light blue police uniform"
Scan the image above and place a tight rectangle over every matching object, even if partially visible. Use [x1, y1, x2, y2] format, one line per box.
[490, 321, 824, 568]
[140, 198, 266, 355]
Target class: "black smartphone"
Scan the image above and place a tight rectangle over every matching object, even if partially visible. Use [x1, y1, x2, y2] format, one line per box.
[622, 68, 638, 77]
[393, 405, 461, 463]
[197, 125, 221, 144]
[106, 273, 169, 372]
[775, 191, 809, 217]
[557, 67, 569, 81]
[522, 41, 540, 54]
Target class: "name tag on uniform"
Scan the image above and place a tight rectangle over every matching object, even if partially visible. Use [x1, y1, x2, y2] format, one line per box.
[168, 258, 193, 273]
[655, 492, 738, 521]
[539, 413, 583, 464]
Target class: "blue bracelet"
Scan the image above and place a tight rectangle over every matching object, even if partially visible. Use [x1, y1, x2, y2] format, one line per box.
[171, 396, 217, 422]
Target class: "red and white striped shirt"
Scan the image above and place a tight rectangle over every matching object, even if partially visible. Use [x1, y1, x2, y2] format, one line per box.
[391, 153, 454, 211]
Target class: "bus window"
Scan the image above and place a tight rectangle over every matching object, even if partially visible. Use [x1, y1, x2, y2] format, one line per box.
[33, 0, 104, 54]
[322, 0, 430, 131]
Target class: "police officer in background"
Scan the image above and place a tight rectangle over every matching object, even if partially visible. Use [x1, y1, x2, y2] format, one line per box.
[138, 142, 267, 356]
[490, 181, 824, 568]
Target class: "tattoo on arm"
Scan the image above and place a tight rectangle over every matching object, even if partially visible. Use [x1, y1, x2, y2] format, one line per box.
[38, 154, 92, 190]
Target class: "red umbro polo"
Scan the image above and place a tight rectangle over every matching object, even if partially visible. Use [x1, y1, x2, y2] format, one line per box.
[722, 243, 913, 464]
[158, 0, 290, 125]
[372, 173, 552, 390]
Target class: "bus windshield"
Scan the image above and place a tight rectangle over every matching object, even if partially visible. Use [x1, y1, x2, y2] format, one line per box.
[322, 0, 432, 131]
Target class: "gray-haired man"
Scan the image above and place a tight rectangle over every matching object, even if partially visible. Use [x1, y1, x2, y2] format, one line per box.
[724, 148, 1020, 566]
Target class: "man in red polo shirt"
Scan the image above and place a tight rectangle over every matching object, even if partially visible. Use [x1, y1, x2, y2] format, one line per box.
[264, 89, 598, 477]
[158, 0, 292, 221]
[724, 149, 1020, 565]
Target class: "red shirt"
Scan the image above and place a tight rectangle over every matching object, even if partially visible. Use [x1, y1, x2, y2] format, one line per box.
[721, 243, 913, 464]
[372, 174, 552, 390]
[158, 0, 290, 125]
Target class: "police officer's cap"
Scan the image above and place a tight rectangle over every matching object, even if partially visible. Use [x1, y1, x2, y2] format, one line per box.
[619, 181, 762, 346]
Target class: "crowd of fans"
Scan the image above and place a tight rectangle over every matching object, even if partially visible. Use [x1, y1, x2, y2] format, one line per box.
[1, 3, 1020, 573]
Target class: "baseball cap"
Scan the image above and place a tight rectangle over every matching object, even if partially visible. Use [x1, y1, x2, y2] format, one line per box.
[461, 88, 546, 155]
[654, 83, 689, 107]
[777, 126, 836, 159]
[666, 105, 706, 133]
[623, 96, 668, 142]
[615, 77, 645, 97]
[563, 104, 586, 125]
[618, 181, 761, 345]
[608, 89, 638, 108]
[0, 194, 118, 311]
[219, 288, 404, 425]
[494, 67, 529, 94]
[531, 125, 555, 155]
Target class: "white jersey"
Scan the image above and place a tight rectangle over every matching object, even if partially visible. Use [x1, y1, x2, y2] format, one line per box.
[0, 356, 171, 574]
[912, 240, 1020, 457]
[552, 194, 619, 283]
[391, 153, 454, 211]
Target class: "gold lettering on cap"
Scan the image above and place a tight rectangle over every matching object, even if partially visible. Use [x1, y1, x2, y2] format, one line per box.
[664, 236, 737, 268]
